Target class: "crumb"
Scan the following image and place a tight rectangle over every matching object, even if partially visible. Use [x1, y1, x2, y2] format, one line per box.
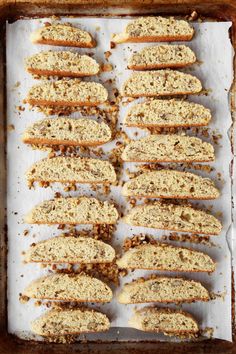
[110, 41, 116, 49]
[23, 229, 29, 237]
[104, 51, 112, 60]
[7, 124, 15, 132]
[101, 63, 113, 72]
[19, 294, 30, 303]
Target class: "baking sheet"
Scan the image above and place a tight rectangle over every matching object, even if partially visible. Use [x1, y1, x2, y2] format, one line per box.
[6, 18, 234, 341]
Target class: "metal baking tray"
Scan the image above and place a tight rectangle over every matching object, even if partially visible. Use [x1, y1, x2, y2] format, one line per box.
[0, 1, 235, 353]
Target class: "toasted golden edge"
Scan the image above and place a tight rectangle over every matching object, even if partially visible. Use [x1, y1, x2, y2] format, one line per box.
[30, 28, 96, 48]
[113, 34, 194, 44]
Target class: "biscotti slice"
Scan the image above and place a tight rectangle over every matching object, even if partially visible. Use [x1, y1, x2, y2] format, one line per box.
[32, 308, 110, 336]
[25, 197, 118, 225]
[128, 45, 196, 70]
[124, 201, 222, 235]
[25, 236, 115, 264]
[26, 157, 116, 184]
[117, 243, 215, 272]
[23, 273, 112, 302]
[122, 170, 219, 200]
[129, 307, 199, 336]
[125, 99, 211, 128]
[30, 23, 96, 48]
[26, 79, 108, 107]
[22, 118, 112, 147]
[121, 70, 202, 97]
[25, 51, 100, 77]
[112, 17, 194, 43]
[122, 135, 214, 163]
[117, 276, 210, 304]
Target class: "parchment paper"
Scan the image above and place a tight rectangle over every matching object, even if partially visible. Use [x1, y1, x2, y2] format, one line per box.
[6, 18, 234, 341]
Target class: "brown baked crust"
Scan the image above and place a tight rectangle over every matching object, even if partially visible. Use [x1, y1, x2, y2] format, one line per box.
[124, 122, 208, 128]
[115, 34, 193, 43]
[122, 193, 218, 200]
[26, 294, 111, 303]
[128, 62, 194, 70]
[122, 157, 215, 163]
[123, 91, 200, 98]
[29, 178, 114, 185]
[32, 38, 96, 48]
[22, 137, 111, 147]
[27, 67, 100, 78]
[26, 98, 104, 107]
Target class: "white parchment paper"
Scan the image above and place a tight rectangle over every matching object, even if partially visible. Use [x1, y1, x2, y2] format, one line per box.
[6, 18, 234, 341]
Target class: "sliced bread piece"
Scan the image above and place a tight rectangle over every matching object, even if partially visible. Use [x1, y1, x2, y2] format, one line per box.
[30, 23, 96, 48]
[22, 117, 112, 147]
[121, 70, 202, 97]
[121, 135, 214, 163]
[128, 45, 196, 70]
[117, 243, 216, 272]
[117, 276, 210, 304]
[25, 197, 118, 225]
[26, 79, 108, 107]
[122, 170, 219, 200]
[125, 99, 211, 128]
[129, 307, 199, 336]
[124, 201, 222, 235]
[112, 17, 194, 43]
[25, 236, 115, 264]
[23, 273, 112, 302]
[32, 307, 110, 336]
[26, 157, 116, 184]
[25, 51, 100, 77]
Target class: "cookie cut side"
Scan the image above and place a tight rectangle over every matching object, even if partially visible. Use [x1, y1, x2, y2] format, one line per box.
[25, 51, 100, 77]
[22, 118, 112, 147]
[112, 17, 194, 43]
[32, 308, 110, 336]
[124, 201, 222, 235]
[121, 70, 202, 97]
[117, 243, 216, 272]
[26, 157, 116, 184]
[122, 170, 219, 200]
[122, 135, 214, 163]
[30, 23, 96, 48]
[125, 99, 211, 128]
[128, 45, 196, 70]
[23, 273, 112, 302]
[25, 236, 116, 264]
[26, 79, 108, 107]
[129, 307, 199, 336]
[117, 276, 210, 304]
[25, 197, 118, 225]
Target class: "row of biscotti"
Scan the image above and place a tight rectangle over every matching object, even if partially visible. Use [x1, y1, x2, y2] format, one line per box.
[118, 16, 215, 339]
[22, 271, 211, 338]
[24, 71, 202, 107]
[25, 45, 196, 77]
[24, 196, 221, 235]
[25, 158, 220, 200]
[30, 17, 194, 48]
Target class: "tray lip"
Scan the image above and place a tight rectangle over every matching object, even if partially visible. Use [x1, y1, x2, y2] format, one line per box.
[1, 1, 236, 351]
